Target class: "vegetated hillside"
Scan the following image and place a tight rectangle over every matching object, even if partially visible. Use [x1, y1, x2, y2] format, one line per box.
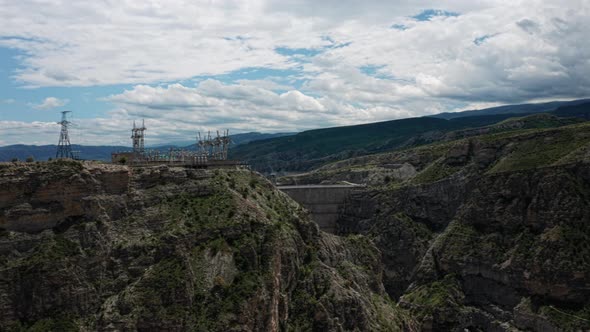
[229, 131, 296, 146]
[279, 112, 588, 186]
[281, 121, 590, 331]
[231, 103, 590, 173]
[280, 115, 590, 186]
[551, 101, 590, 120]
[432, 98, 590, 120]
[0, 161, 414, 331]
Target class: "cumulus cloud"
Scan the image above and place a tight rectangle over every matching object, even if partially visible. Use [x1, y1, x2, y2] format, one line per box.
[1, 0, 588, 99]
[0, 121, 61, 146]
[95, 78, 449, 146]
[0, 0, 589, 145]
[106, 80, 350, 133]
[32, 97, 69, 110]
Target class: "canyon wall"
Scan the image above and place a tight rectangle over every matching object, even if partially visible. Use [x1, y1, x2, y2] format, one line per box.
[0, 161, 413, 331]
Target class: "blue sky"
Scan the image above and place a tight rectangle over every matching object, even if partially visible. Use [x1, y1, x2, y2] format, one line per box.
[0, 1, 589, 146]
[0, 47, 135, 122]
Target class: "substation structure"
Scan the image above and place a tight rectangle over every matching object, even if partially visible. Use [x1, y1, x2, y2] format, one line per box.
[111, 121, 246, 168]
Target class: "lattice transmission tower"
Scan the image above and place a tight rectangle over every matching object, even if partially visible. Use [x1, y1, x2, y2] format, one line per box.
[56, 111, 74, 159]
[131, 119, 146, 162]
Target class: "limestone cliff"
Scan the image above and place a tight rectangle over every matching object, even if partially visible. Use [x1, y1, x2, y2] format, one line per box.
[0, 161, 413, 331]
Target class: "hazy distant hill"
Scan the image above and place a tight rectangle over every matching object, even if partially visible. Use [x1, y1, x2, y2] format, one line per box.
[0, 132, 296, 162]
[552, 101, 590, 119]
[229, 132, 296, 146]
[230, 100, 590, 173]
[154, 132, 297, 151]
[0, 145, 128, 162]
[433, 98, 590, 119]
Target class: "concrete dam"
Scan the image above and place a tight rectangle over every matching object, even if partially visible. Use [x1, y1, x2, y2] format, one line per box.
[278, 184, 362, 233]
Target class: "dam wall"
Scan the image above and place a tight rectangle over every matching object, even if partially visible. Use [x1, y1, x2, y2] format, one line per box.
[278, 184, 361, 233]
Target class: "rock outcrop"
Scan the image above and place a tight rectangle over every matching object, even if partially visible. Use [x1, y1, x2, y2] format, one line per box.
[0, 161, 413, 331]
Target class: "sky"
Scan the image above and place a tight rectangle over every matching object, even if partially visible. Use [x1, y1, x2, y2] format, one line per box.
[0, 0, 589, 146]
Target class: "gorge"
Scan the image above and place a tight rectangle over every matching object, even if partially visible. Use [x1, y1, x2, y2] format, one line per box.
[1, 118, 590, 331]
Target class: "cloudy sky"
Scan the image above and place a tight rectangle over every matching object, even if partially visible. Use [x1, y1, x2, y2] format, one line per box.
[0, 0, 589, 146]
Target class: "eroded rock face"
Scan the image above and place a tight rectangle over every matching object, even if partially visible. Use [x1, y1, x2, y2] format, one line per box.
[339, 163, 590, 331]
[0, 161, 130, 232]
[0, 161, 412, 331]
[435, 166, 590, 304]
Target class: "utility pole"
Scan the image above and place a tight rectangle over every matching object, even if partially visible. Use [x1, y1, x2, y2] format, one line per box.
[56, 111, 74, 159]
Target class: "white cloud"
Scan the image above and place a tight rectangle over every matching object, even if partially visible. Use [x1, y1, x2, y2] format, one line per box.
[105, 80, 350, 133]
[234, 79, 293, 91]
[0, 117, 134, 146]
[1, 0, 588, 98]
[32, 97, 69, 110]
[0, 0, 589, 145]
[0, 120, 61, 146]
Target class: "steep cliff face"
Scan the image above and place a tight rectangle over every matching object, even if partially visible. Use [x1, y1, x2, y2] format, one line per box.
[410, 164, 590, 331]
[0, 162, 413, 331]
[347, 164, 590, 331]
[322, 123, 590, 331]
[0, 160, 129, 233]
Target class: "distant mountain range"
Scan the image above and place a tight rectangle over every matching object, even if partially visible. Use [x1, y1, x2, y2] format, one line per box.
[0, 132, 295, 162]
[0, 145, 128, 162]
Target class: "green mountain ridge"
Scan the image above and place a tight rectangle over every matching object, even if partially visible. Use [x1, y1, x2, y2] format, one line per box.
[231, 101, 590, 173]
